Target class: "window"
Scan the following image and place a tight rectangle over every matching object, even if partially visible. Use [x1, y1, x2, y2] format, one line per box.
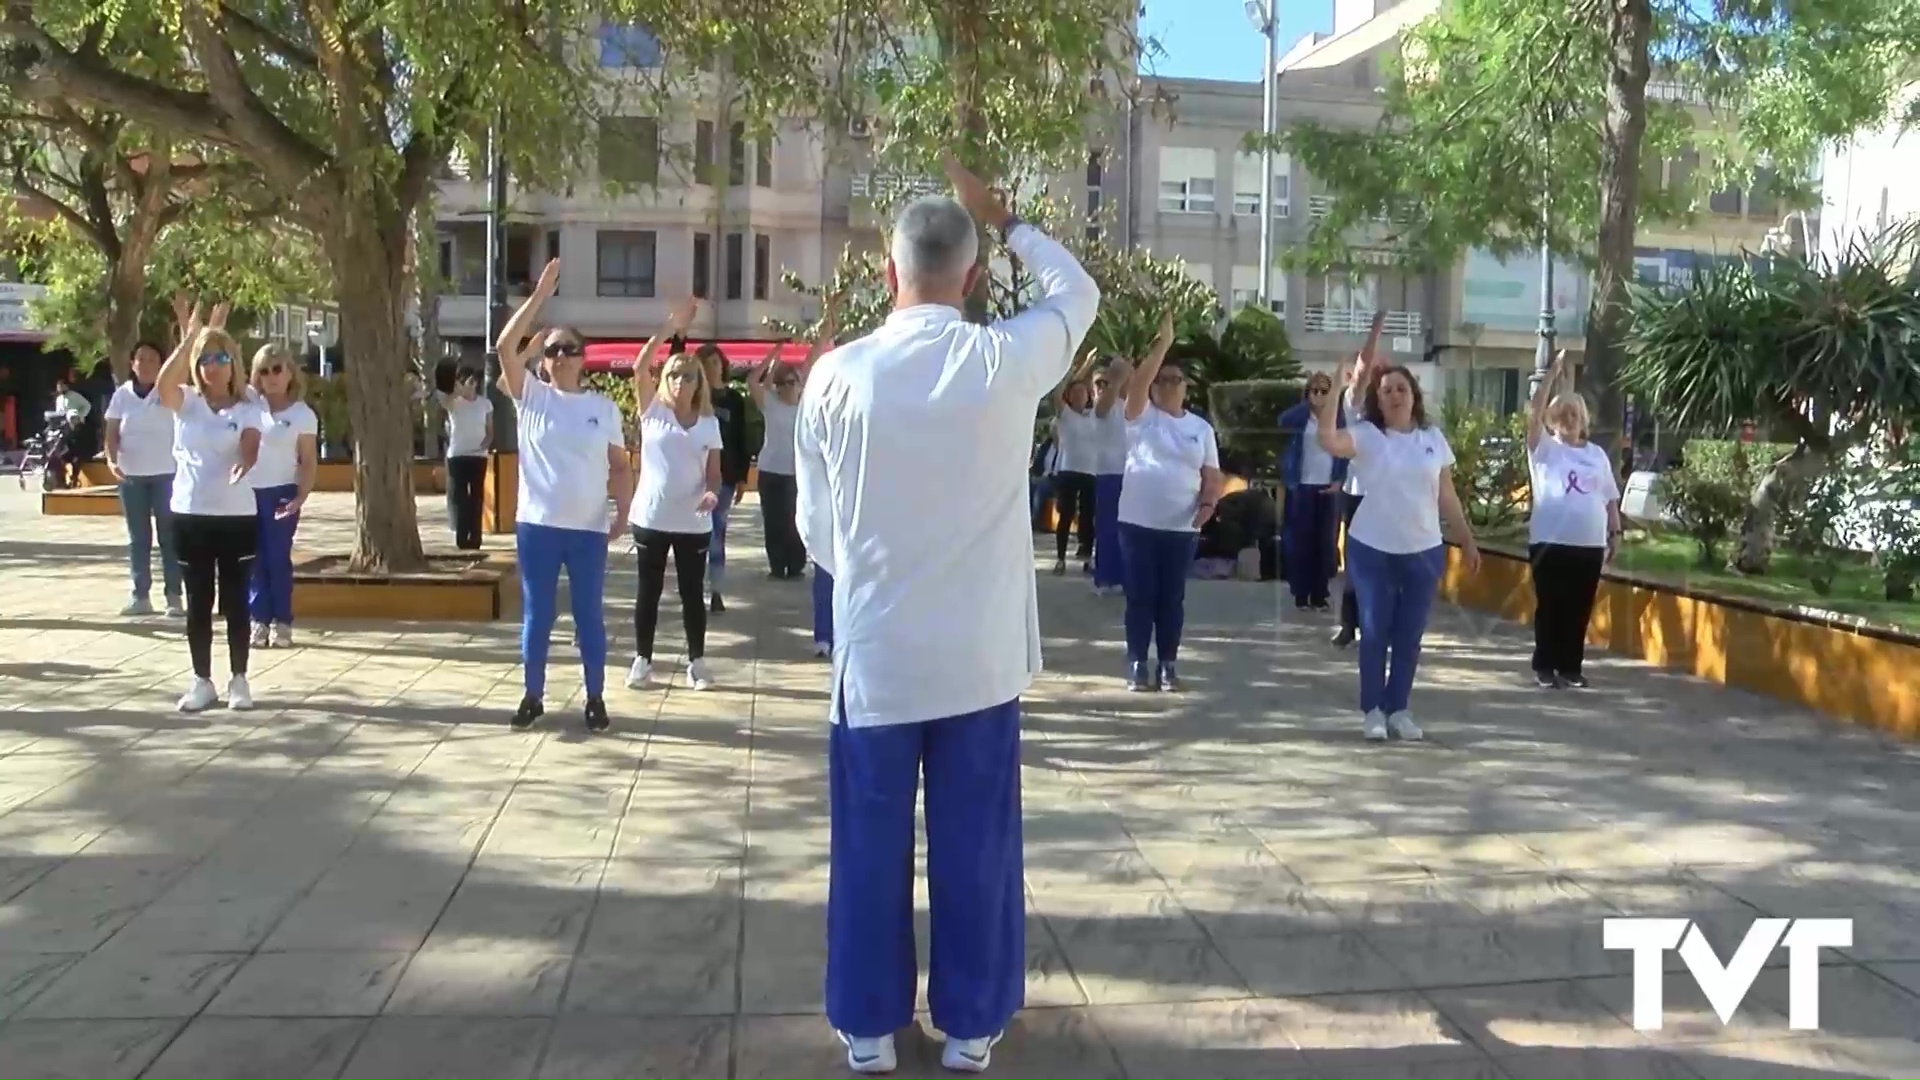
[596, 230, 657, 297]
[1233, 152, 1292, 217]
[1157, 147, 1216, 214]
[1746, 167, 1780, 220]
[436, 237, 455, 284]
[545, 228, 561, 263]
[728, 122, 747, 186]
[1175, 260, 1214, 289]
[505, 229, 532, 292]
[1086, 149, 1104, 188]
[755, 133, 773, 187]
[753, 233, 772, 300]
[695, 121, 715, 184]
[598, 117, 659, 186]
[1231, 266, 1286, 316]
[692, 233, 712, 300]
[1708, 185, 1743, 215]
[598, 22, 662, 68]
[1087, 188, 1104, 217]
[724, 232, 744, 299]
[1322, 272, 1378, 322]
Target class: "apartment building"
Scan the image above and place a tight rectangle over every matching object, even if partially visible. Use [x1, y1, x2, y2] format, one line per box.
[1818, 80, 1920, 256]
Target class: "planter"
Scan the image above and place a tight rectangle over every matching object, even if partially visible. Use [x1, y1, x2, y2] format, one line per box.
[76, 460, 116, 486]
[41, 486, 121, 516]
[292, 551, 519, 621]
[1439, 543, 1920, 740]
[313, 458, 446, 494]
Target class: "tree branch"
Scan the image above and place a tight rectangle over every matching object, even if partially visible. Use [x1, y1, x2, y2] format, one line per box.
[397, 66, 472, 215]
[178, 1, 333, 195]
[9, 174, 109, 251]
[217, 3, 320, 70]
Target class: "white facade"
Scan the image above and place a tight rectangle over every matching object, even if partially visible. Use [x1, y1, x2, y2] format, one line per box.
[1817, 81, 1920, 256]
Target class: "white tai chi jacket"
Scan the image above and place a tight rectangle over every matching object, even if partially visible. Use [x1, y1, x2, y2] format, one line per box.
[796, 223, 1100, 729]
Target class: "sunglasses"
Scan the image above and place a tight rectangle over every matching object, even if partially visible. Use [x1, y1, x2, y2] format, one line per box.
[1154, 372, 1186, 385]
[1091, 379, 1111, 389]
[667, 370, 699, 381]
[1309, 387, 1329, 396]
[258, 364, 286, 376]
[201, 352, 233, 367]
[543, 342, 584, 359]
[774, 378, 799, 388]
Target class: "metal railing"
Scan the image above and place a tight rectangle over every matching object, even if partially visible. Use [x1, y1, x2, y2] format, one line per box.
[1302, 307, 1423, 336]
[850, 171, 944, 201]
[1307, 195, 1415, 225]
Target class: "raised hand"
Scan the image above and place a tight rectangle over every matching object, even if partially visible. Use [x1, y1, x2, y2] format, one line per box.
[208, 300, 232, 330]
[171, 291, 196, 331]
[1154, 309, 1176, 347]
[533, 258, 562, 299]
[940, 151, 1011, 230]
[667, 296, 698, 335]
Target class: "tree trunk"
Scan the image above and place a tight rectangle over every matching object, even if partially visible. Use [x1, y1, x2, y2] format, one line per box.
[412, 200, 443, 459]
[1734, 441, 1817, 574]
[1585, 0, 1653, 477]
[327, 201, 427, 574]
[103, 256, 146, 382]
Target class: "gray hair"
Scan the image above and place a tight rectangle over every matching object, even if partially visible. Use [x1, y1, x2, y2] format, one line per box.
[890, 195, 978, 287]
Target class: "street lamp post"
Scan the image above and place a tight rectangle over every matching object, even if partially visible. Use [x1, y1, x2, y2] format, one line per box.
[1530, 109, 1557, 399]
[1246, 0, 1280, 311]
[480, 118, 516, 452]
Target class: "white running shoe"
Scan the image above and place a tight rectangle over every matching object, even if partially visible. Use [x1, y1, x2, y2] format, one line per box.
[1387, 711, 1424, 741]
[943, 1032, 1003, 1073]
[625, 657, 653, 689]
[250, 622, 270, 648]
[164, 597, 185, 618]
[687, 659, 714, 691]
[178, 677, 218, 713]
[121, 596, 154, 616]
[227, 676, 253, 711]
[271, 622, 293, 648]
[836, 1031, 896, 1075]
[1362, 709, 1389, 742]
[813, 640, 831, 659]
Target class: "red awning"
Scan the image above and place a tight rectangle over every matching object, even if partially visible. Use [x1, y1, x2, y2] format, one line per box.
[582, 340, 811, 373]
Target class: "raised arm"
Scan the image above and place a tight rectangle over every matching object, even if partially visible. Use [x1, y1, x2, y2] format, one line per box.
[798, 295, 840, 388]
[1526, 349, 1568, 452]
[1342, 310, 1388, 419]
[1052, 350, 1100, 413]
[634, 296, 697, 408]
[1315, 374, 1360, 459]
[497, 258, 561, 401]
[1124, 312, 1177, 422]
[156, 292, 204, 412]
[746, 337, 789, 406]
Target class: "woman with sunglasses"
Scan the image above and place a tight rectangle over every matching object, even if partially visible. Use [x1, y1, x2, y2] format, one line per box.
[436, 369, 493, 550]
[1277, 372, 1348, 612]
[245, 345, 318, 648]
[628, 298, 721, 691]
[156, 295, 263, 712]
[748, 298, 840, 581]
[1117, 313, 1218, 692]
[497, 258, 633, 732]
[1088, 356, 1132, 596]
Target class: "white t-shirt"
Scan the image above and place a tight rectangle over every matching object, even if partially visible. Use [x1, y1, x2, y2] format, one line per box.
[515, 377, 624, 533]
[104, 382, 176, 477]
[53, 389, 90, 423]
[1118, 405, 1220, 533]
[1091, 408, 1127, 475]
[439, 391, 494, 458]
[1529, 435, 1620, 548]
[1299, 417, 1335, 486]
[757, 396, 798, 475]
[171, 390, 265, 517]
[634, 402, 723, 534]
[1053, 408, 1098, 474]
[1346, 421, 1455, 554]
[250, 400, 318, 490]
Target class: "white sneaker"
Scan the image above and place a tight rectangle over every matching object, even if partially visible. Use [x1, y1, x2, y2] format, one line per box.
[271, 622, 293, 648]
[1362, 709, 1388, 742]
[1387, 711, 1424, 741]
[178, 677, 218, 713]
[812, 641, 831, 659]
[687, 659, 714, 691]
[227, 676, 253, 711]
[625, 657, 653, 689]
[942, 1032, 1004, 1073]
[249, 622, 270, 648]
[121, 596, 154, 616]
[163, 597, 185, 618]
[836, 1032, 896, 1075]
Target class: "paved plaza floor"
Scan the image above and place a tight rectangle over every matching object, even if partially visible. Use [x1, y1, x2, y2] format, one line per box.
[0, 485, 1917, 1078]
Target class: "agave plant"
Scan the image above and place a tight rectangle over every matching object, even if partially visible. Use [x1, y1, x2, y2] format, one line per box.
[1620, 218, 1920, 573]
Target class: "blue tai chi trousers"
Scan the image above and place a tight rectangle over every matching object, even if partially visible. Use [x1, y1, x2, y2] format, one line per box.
[1343, 537, 1446, 715]
[826, 698, 1024, 1041]
[812, 564, 833, 648]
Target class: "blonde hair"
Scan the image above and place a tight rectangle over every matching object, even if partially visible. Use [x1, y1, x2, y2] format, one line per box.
[187, 327, 247, 400]
[248, 343, 306, 402]
[655, 353, 714, 415]
[1547, 392, 1592, 440]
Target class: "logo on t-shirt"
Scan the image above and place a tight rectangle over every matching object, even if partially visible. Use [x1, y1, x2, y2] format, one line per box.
[1565, 470, 1591, 495]
[586, 416, 600, 427]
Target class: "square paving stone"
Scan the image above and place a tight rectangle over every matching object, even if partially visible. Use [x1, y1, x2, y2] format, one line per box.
[538, 1015, 732, 1078]
[1091, 998, 1311, 1079]
[340, 1015, 550, 1078]
[584, 892, 742, 955]
[20, 950, 243, 1019]
[101, 893, 303, 954]
[1266, 990, 1486, 1063]
[0, 951, 81, 1019]
[0, 855, 193, 952]
[384, 948, 571, 1015]
[205, 950, 410, 1016]
[421, 858, 601, 953]
[1065, 939, 1251, 1005]
[1426, 979, 1646, 1051]
[1492, 1047, 1704, 1079]
[0, 1017, 182, 1078]
[141, 1016, 368, 1078]
[1220, 930, 1412, 997]
[262, 882, 460, 952]
[563, 950, 737, 1016]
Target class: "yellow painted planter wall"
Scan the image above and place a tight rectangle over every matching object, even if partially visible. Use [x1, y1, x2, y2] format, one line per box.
[1439, 546, 1920, 740]
[41, 488, 122, 516]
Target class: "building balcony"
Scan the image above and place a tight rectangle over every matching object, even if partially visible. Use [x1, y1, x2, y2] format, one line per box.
[1303, 306, 1424, 337]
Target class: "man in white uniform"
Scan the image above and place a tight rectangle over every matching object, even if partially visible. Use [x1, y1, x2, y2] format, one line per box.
[796, 154, 1098, 1075]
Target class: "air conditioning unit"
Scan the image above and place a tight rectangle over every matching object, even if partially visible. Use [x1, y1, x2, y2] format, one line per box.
[1391, 335, 1414, 354]
[847, 116, 872, 139]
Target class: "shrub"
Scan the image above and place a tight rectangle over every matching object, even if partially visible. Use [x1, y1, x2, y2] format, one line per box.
[1775, 468, 1852, 595]
[1659, 440, 1761, 568]
[1439, 401, 1529, 530]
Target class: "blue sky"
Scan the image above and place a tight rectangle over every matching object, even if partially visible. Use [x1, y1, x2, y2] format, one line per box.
[1140, 0, 1336, 82]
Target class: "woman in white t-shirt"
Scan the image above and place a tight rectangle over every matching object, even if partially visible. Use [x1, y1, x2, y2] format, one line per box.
[1048, 358, 1100, 575]
[627, 304, 725, 692]
[1525, 351, 1621, 689]
[1313, 356, 1482, 742]
[435, 369, 494, 551]
[155, 296, 263, 713]
[749, 300, 838, 583]
[1089, 357, 1132, 596]
[245, 345, 318, 649]
[497, 258, 634, 733]
[104, 341, 183, 617]
[1117, 313, 1218, 693]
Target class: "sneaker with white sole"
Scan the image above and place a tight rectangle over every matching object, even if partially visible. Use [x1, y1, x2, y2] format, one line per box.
[164, 597, 185, 618]
[836, 1031, 896, 1074]
[813, 640, 831, 659]
[687, 659, 714, 691]
[1362, 709, 1388, 742]
[250, 622, 270, 648]
[942, 1032, 1004, 1073]
[227, 676, 253, 711]
[271, 622, 293, 648]
[625, 657, 653, 689]
[178, 677, 218, 713]
[1387, 711, 1423, 741]
[121, 596, 154, 616]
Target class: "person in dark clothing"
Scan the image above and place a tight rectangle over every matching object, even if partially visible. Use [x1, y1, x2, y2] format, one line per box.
[1277, 374, 1350, 611]
[688, 341, 751, 614]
